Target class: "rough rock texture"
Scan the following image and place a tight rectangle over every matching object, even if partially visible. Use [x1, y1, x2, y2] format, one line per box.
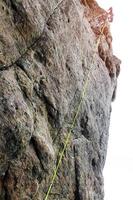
[0, 0, 121, 199]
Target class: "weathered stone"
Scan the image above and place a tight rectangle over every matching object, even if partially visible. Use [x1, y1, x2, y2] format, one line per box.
[0, 0, 120, 199]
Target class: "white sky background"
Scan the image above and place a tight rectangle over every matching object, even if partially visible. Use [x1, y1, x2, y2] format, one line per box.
[97, 0, 133, 199]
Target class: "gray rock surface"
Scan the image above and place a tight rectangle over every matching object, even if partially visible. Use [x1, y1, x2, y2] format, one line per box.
[0, 0, 120, 199]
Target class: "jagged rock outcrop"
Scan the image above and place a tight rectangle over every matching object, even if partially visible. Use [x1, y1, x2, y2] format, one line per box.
[0, 0, 120, 199]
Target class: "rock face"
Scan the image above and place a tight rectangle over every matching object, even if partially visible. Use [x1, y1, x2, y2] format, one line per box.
[0, 0, 120, 199]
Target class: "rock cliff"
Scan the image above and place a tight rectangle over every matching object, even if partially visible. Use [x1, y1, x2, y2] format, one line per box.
[0, 0, 120, 199]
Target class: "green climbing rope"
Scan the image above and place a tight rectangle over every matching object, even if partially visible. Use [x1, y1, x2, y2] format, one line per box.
[44, 21, 107, 200]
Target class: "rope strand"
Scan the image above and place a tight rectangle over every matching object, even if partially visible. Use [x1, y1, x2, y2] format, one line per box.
[44, 20, 107, 200]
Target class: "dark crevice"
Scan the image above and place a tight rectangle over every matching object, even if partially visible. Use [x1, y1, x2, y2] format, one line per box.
[3, 167, 10, 200]
[80, 115, 92, 141]
[7, 0, 17, 12]
[111, 85, 116, 102]
[66, 62, 71, 72]
[16, 59, 32, 80]
[92, 158, 96, 169]
[74, 146, 81, 200]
